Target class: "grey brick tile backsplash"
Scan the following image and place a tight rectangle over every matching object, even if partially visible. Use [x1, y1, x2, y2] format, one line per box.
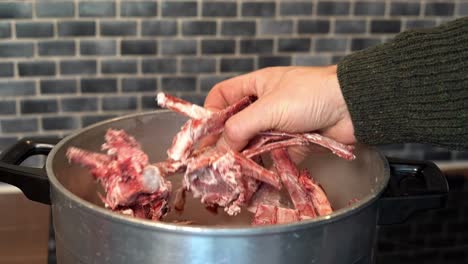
[242, 2, 276, 17]
[162, 77, 196, 92]
[141, 20, 177, 36]
[298, 20, 330, 34]
[0, 101, 16, 115]
[354, 1, 385, 16]
[1, 118, 38, 133]
[102, 96, 137, 111]
[58, 21, 96, 37]
[61, 97, 98, 112]
[405, 19, 437, 30]
[202, 39, 236, 54]
[181, 58, 217, 73]
[0, 62, 14, 77]
[240, 39, 273, 54]
[202, 2, 237, 17]
[100, 21, 137, 37]
[36, 2, 74, 18]
[16, 22, 53, 38]
[122, 78, 158, 93]
[60, 60, 97, 75]
[40, 79, 77, 94]
[82, 114, 117, 127]
[260, 20, 293, 35]
[20, 99, 58, 114]
[0, 43, 34, 58]
[142, 58, 177, 73]
[278, 38, 311, 52]
[425, 3, 455, 17]
[221, 21, 256, 36]
[101, 59, 138, 74]
[18, 61, 55, 77]
[315, 38, 347, 52]
[0, 81, 36, 97]
[80, 40, 117, 56]
[258, 56, 291, 68]
[120, 1, 158, 17]
[42, 116, 79, 131]
[141, 95, 159, 110]
[0, 0, 465, 168]
[0, 2, 32, 19]
[160, 39, 197, 55]
[161, 2, 197, 17]
[371, 20, 402, 34]
[460, 3, 468, 16]
[390, 3, 421, 16]
[81, 78, 117, 93]
[280, 2, 313, 16]
[317, 1, 350, 16]
[220, 58, 254, 73]
[294, 55, 331, 66]
[351, 38, 382, 51]
[79, 2, 116, 18]
[335, 20, 367, 34]
[182, 21, 217, 36]
[0, 22, 11, 39]
[38, 41, 76, 56]
[121, 40, 157, 55]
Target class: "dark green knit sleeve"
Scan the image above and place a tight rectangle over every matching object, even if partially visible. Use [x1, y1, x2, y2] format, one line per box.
[337, 17, 468, 151]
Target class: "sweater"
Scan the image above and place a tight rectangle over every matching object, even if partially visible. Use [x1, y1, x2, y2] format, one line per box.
[337, 17, 468, 151]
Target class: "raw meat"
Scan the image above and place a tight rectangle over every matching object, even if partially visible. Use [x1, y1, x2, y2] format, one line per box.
[66, 92, 356, 225]
[66, 130, 172, 220]
[253, 204, 300, 225]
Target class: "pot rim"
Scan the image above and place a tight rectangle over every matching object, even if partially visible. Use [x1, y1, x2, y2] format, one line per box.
[46, 110, 390, 236]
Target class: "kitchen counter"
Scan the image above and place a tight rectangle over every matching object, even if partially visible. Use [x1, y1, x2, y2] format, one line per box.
[0, 186, 50, 264]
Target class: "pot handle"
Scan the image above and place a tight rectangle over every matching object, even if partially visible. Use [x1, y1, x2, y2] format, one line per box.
[377, 157, 449, 225]
[0, 138, 61, 205]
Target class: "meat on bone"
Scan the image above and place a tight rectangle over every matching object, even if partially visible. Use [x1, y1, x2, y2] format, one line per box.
[66, 129, 172, 220]
[162, 93, 256, 162]
[66, 92, 355, 224]
[252, 204, 300, 225]
[270, 148, 317, 219]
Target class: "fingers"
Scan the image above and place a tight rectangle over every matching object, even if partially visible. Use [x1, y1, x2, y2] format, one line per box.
[204, 72, 258, 112]
[218, 95, 276, 151]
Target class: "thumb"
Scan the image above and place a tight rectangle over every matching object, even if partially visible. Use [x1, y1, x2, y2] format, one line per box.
[218, 95, 277, 151]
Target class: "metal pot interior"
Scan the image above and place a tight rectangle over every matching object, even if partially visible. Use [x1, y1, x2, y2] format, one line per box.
[48, 111, 388, 227]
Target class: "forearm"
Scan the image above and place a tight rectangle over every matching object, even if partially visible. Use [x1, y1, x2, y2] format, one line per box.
[337, 17, 468, 150]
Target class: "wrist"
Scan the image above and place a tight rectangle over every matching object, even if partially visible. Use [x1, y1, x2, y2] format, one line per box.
[324, 65, 356, 145]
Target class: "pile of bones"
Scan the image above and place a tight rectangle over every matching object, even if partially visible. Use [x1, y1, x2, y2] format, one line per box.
[66, 93, 356, 226]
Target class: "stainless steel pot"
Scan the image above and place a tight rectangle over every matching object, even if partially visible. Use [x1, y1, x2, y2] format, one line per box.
[0, 111, 448, 264]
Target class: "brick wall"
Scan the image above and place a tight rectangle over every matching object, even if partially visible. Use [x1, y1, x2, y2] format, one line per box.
[0, 0, 467, 162]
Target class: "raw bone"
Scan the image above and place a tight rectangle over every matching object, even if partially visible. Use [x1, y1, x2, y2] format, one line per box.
[66, 129, 172, 220]
[164, 93, 256, 162]
[157, 93, 212, 119]
[183, 147, 264, 215]
[252, 204, 300, 225]
[256, 131, 355, 160]
[157, 93, 347, 219]
[67, 92, 354, 224]
[270, 148, 317, 219]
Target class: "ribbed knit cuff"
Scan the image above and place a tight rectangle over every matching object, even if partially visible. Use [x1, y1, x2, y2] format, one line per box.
[337, 18, 468, 150]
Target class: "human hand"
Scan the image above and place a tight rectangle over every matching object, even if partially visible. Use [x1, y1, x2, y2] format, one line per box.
[204, 65, 355, 155]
